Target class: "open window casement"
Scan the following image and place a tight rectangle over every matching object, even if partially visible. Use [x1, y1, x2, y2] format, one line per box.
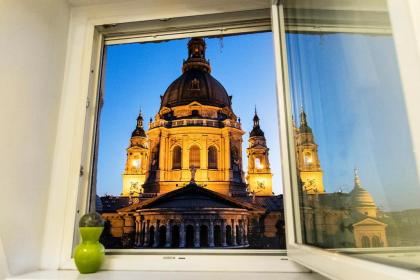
[272, 0, 420, 279]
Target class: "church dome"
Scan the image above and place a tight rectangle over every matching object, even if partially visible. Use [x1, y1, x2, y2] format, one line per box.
[160, 38, 232, 109]
[161, 69, 231, 109]
[351, 187, 376, 208]
[350, 170, 376, 208]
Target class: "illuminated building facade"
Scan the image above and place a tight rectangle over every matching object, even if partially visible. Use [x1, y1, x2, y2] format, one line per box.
[295, 111, 388, 248]
[101, 38, 284, 249]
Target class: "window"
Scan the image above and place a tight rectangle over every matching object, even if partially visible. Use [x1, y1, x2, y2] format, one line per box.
[172, 146, 182, 169]
[88, 32, 284, 252]
[208, 146, 217, 169]
[58, 0, 420, 276]
[254, 157, 261, 170]
[303, 152, 312, 165]
[372, 236, 381, 247]
[189, 145, 200, 169]
[361, 236, 371, 248]
[282, 0, 420, 273]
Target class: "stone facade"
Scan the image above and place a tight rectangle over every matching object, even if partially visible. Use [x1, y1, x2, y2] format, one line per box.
[100, 37, 283, 249]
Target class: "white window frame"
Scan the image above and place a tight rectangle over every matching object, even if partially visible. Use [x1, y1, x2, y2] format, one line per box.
[41, 0, 420, 278]
[41, 1, 307, 273]
[272, 0, 420, 279]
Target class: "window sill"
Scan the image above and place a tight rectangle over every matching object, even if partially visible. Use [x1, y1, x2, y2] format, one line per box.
[7, 270, 327, 280]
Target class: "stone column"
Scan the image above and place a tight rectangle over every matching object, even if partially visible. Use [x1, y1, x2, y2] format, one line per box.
[232, 220, 238, 246]
[165, 220, 172, 247]
[221, 219, 227, 247]
[194, 222, 200, 248]
[209, 220, 215, 247]
[244, 217, 249, 245]
[143, 220, 149, 247]
[180, 221, 186, 248]
[153, 220, 160, 247]
[222, 132, 231, 180]
[159, 132, 168, 171]
[239, 220, 244, 245]
[139, 220, 145, 247]
[135, 215, 141, 246]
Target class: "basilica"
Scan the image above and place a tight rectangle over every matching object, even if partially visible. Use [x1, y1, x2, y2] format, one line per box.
[100, 38, 284, 249]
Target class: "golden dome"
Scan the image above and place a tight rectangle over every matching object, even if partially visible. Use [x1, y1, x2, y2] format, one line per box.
[350, 169, 376, 208]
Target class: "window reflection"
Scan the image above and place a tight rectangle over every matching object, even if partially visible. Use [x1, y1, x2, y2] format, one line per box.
[285, 6, 420, 269]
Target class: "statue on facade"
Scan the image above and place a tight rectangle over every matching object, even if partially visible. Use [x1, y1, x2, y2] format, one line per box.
[189, 166, 197, 183]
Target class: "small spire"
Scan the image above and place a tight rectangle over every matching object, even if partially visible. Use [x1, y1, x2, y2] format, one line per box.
[132, 108, 146, 138]
[137, 108, 144, 128]
[250, 106, 264, 137]
[253, 106, 260, 127]
[300, 106, 307, 127]
[298, 106, 312, 133]
[354, 167, 361, 188]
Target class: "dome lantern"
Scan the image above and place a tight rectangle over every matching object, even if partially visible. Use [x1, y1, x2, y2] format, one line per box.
[182, 37, 211, 73]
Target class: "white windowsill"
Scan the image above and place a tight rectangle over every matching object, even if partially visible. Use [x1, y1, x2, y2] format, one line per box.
[7, 270, 327, 280]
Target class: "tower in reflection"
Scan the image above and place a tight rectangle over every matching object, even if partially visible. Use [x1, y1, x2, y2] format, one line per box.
[293, 108, 324, 194]
[295, 110, 388, 248]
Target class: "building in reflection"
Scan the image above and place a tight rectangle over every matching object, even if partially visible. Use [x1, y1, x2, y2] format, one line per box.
[100, 38, 284, 249]
[294, 109, 388, 248]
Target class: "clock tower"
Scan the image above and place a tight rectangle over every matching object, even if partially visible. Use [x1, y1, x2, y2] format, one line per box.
[122, 110, 149, 196]
[294, 108, 325, 194]
[246, 108, 273, 196]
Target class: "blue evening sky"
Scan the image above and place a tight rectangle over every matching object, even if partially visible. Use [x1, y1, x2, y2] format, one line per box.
[287, 33, 419, 211]
[97, 33, 281, 195]
[97, 32, 419, 211]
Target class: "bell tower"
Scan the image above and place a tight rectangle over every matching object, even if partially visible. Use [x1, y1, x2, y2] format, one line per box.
[122, 110, 149, 196]
[294, 108, 325, 194]
[246, 108, 273, 196]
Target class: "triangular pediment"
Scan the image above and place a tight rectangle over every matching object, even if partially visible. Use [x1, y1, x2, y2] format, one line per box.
[118, 183, 263, 213]
[187, 101, 203, 107]
[352, 217, 387, 227]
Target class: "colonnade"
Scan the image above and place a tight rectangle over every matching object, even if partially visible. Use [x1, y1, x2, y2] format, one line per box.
[133, 217, 249, 248]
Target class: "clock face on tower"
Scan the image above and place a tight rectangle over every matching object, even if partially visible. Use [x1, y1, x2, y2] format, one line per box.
[303, 178, 317, 192]
[257, 180, 266, 190]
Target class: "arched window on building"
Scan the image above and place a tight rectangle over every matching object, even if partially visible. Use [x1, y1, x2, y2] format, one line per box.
[304, 152, 313, 165]
[189, 145, 200, 168]
[361, 236, 371, 248]
[172, 146, 182, 169]
[208, 146, 217, 169]
[255, 157, 263, 170]
[371, 236, 381, 247]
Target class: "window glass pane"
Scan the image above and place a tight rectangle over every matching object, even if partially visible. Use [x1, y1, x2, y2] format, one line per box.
[93, 32, 286, 250]
[284, 0, 420, 270]
[172, 146, 182, 169]
[189, 145, 200, 168]
[208, 146, 217, 169]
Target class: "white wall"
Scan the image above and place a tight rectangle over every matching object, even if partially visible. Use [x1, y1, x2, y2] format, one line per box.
[0, 0, 70, 277]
